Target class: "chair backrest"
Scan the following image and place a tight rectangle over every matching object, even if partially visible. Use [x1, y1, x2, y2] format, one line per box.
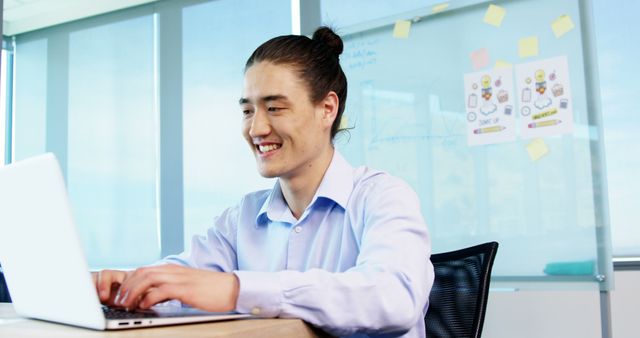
[424, 241, 499, 338]
[0, 267, 12, 303]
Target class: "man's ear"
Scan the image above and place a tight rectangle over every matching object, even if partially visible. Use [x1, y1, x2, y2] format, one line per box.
[319, 91, 339, 128]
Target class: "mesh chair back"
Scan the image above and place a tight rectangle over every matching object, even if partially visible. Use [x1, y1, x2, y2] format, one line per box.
[424, 241, 498, 338]
[0, 269, 11, 303]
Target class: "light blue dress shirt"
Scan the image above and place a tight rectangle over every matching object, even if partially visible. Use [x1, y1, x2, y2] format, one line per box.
[163, 151, 434, 338]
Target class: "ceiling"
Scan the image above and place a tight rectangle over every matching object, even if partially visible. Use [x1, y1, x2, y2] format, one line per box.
[3, 0, 159, 36]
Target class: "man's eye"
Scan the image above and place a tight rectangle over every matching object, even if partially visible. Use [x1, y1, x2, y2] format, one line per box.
[267, 107, 281, 112]
[242, 109, 253, 116]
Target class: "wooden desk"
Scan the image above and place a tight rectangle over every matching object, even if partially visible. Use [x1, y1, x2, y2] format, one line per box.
[0, 303, 326, 337]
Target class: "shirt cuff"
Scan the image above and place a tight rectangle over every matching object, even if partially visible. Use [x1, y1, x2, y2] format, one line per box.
[233, 270, 282, 317]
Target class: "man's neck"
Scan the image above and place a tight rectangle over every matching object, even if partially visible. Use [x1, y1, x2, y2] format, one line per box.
[279, 147, 335, 220]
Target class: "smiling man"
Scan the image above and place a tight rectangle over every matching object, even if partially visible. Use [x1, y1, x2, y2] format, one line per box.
[240, 61, 338, 219]
[94, 27, 434, 338]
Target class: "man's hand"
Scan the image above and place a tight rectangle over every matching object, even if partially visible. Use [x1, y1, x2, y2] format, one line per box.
[92, 269, 131, 307]
[103, 264, 239, 312]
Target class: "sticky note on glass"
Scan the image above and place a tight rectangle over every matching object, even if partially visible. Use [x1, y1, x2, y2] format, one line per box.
[393, 20, 411, 39]
[551, 15, 575, 38]
[483, 4, 506, 27]
[432, 3, 450, 13]
[518, 36, 539, 57]
[527, 138, 549, 161]
[495, 60, 512, 68]
[470, 48, 490, 70]
[339, 116, 349, 130]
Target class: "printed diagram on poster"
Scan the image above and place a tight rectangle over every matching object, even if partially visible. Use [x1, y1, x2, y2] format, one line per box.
[515, 56, 573, 139]
[464, 67, 516, 145]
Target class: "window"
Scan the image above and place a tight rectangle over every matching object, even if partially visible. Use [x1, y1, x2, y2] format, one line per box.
[181, 0, 290, 247]
[66, 15, 158, 268]
[13, 9, 158, 269]
[0, 48, 7, 165]
[9, 0, 293, 268]
[593, 1, 640, 257]
[13, 38, 46, 160]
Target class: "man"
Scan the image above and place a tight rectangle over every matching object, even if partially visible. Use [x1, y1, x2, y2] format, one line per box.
[95, 27, 433, 338]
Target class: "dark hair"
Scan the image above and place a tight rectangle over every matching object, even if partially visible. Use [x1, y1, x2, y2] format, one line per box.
[245, 27, 348, 140]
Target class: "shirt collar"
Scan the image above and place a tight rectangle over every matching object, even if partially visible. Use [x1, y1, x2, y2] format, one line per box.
[313, 150, 353, 210]
[256, 181, 290, 225]
[255, 150, 354, 226]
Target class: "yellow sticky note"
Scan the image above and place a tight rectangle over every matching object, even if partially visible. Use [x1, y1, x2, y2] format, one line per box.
[551, 15, 575, 38]
[393, 20, 411, 39]
[495, 60, 512, 68]
[339, 116, 349, 130]
[483, 4, 506, 27]
[527, 138, 549, 161]
[432, 3, 450, 13]
[518, 36, 539, 58]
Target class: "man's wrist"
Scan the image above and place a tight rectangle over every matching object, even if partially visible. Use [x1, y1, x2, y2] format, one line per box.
[228, 272, 240, 311]
[233, 270, 282, 317]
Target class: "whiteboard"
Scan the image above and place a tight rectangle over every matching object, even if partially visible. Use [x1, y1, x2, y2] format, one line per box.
[335, 0, 612, 288]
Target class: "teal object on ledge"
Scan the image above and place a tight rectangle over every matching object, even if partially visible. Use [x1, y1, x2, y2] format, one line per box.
[544, 260, 595, 275]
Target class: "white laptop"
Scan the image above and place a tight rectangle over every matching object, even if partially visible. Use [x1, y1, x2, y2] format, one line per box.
[0, 153, 251, 330]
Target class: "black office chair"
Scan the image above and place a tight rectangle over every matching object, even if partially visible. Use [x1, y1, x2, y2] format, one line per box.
[424, 241, 498, 338]
[0, 266, 12, 302]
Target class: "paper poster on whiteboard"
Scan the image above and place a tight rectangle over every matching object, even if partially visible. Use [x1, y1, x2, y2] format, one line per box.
[464, 67, 516, 146]
[515, 56, 573, 139]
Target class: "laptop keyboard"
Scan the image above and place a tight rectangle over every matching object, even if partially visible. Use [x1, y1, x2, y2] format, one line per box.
[103, 305, 244, 320]
[102, 306, 161, 319]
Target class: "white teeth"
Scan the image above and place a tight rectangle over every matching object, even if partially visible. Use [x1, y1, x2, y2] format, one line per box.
[258, 144, 281, 153]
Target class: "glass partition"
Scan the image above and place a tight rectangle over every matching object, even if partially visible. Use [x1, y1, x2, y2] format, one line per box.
[332, 0, 612, 289]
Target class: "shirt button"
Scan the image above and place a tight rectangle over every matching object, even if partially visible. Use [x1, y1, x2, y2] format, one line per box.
[251, 307, 261, 315]
[294, 226, 302, 233]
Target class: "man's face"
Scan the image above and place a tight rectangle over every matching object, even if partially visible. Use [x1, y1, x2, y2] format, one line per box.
[240, 62, 333, 179]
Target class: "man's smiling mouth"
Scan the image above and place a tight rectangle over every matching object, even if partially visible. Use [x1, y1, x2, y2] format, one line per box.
[257, 144, 281, 153]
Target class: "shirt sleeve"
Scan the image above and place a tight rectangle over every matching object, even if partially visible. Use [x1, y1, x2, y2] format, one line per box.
[234, 176, 434, 337]
[160, 203, 239, 272]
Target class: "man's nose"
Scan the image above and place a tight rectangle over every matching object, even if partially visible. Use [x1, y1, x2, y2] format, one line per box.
[249, 109, 271, 138]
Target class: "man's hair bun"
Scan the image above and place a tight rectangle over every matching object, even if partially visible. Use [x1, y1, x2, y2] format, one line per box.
[312, 26, 343, 57]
